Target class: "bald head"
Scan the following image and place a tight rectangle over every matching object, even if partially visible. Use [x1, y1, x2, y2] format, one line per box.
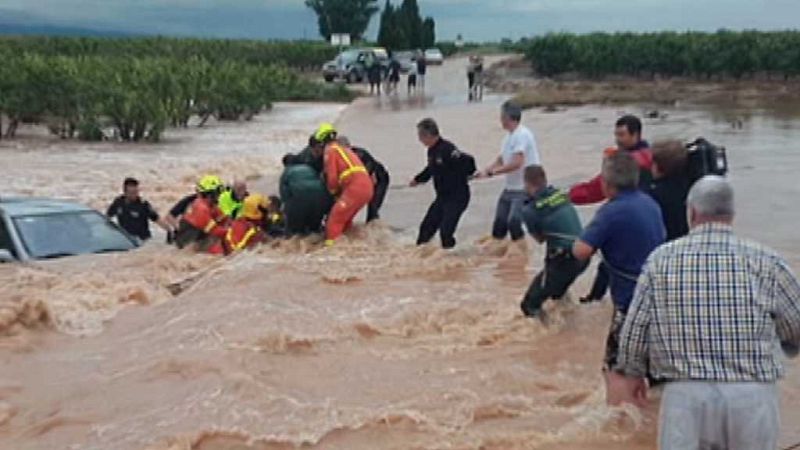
[232, 180, 248, 200]
[687, 175, 734, 227]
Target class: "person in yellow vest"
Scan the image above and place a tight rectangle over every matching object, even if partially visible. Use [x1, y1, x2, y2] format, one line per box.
[310, 123, 374, 246]
[208, 193, 268, 255]
[217, 180, 248, 218]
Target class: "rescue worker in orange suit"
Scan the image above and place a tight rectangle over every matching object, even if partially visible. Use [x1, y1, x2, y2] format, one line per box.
[208, 194, 270, 255]
[173, 175, 228, 251]
[310, 123, 374, 246]
[568, 115, 654, 304]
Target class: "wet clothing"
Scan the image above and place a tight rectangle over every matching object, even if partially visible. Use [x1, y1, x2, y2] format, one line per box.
[414, 138, 477, 249]
[491, 190, 528, 241]
[169, 193, 198, 218]
[501, 125, 540, 191]
[217, 189, 245, 218]
[284, 147, 323, 173]
[649, 174, 691, 241]
[418, 194, 470, 249]
[323, 142, 374, 241]
[569, 141, 653, 205]
[580, 190, 665, 313]
[492, 125, 540, 241]
[413, 138, 476, 198]
[658, 381, 779, 450]
[519, 187, 587, 315]
[106, 196, 159, 241]
[208, 218, 264, 255]
[173, 196, 227, 250]
[279, 164, 333, 235]
[352, 146, 390, 222]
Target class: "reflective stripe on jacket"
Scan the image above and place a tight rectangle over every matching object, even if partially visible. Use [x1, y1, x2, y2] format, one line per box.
[324, 142, 368, 194]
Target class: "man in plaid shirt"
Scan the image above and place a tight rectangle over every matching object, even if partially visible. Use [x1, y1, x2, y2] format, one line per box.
[614, 176, 800, 450]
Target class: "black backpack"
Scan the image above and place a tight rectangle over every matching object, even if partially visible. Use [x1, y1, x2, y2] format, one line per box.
[686, 138, 728, 184]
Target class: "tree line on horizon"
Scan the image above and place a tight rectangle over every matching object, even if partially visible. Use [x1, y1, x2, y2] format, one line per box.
[523, 30, 800, 79]
[0, 36, 351, 142]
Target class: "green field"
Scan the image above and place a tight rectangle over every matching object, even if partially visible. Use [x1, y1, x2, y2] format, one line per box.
[522, 30, 800, 79]
[0, 36, 352, 142]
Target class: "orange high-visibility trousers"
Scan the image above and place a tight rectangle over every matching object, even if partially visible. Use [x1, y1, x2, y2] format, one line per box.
[326, 173, 374, 241]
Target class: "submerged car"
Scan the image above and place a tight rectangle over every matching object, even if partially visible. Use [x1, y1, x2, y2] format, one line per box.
[322, 48, 389, 83]
[0, 197, 139, 263]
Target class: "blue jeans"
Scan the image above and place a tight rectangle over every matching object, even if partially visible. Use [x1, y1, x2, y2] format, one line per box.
[492, 189, 527, 241]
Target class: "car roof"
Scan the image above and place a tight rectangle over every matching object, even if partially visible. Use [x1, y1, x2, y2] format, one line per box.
[0, 197, 95, 217]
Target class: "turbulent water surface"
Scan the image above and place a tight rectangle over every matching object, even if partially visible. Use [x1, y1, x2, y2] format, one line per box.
[2, 57, 799, 450]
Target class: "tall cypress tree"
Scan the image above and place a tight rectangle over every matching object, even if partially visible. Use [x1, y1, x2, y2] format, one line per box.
[399, 0, 422, 49]
[421, 17, 436, 48]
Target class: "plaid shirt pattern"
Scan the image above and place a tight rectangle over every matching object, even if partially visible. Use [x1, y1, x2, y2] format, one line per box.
[617, 223, 800, 382]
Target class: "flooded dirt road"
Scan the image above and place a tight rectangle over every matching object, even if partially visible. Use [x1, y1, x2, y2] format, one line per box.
[2, 57, 799, 449]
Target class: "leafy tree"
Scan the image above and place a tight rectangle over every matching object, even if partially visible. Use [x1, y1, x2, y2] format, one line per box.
[305, 0, 379, 41]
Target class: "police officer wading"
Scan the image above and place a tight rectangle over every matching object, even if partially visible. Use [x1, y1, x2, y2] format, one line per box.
[409, 118, 477, 249]
[519, 166, 587, 322]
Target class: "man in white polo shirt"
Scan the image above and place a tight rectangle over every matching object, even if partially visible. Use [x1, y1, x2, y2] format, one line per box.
[479, 102, 541, 242]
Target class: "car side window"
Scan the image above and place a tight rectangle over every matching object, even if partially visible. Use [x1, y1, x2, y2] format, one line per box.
[0, 215, 17, 257]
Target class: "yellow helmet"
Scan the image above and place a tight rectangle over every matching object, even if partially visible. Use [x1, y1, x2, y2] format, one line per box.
[197, 174, 223, 193]
[241, 194, 269, 221]
[313, 123, 337, 144]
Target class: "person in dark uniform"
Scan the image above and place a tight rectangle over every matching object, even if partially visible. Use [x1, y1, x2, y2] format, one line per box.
[283, 136, 324, 173]
[337, 136, 391, 223]
[279, 156, 333, 236]
[409, 118, 477, 249]
[519, 166, 588, 322]
[106, 177, 168, 241]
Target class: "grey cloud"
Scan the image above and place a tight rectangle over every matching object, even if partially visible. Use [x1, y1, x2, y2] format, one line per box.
[0, 0, 798, 41]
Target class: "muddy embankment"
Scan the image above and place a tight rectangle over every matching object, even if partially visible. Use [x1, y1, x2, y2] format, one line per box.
[484, 55, 800, 110]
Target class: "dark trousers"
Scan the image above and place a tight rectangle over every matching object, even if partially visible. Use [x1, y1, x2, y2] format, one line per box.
[521, 252, 588, 315]
[587, 262, 610, 299]
[492, 189, 527, 241]
[367, 172, 390, 222]
[417, 192, 470, 249]
[285, 202, 327, 236]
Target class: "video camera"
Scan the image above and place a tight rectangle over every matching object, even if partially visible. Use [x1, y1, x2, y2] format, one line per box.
[686, 138, 728, 184]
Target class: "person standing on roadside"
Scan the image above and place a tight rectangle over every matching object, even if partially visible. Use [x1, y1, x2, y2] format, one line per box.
[407, 59, 418, 96]
[612, 176, 800, 450]
[571, 152, 665, 405]
[387, 52, 402, 95]
[410, 118, 477, 249]
[107, 177, 170, 242]
[478, 102, 541, 244]
[416, 52, 427, 91]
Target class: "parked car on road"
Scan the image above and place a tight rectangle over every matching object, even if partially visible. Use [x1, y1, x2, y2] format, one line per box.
[0, 197, 139, 263]
[322, 48, 389, 83]
[394, 51, 415, 73]
[424, 48, 444, 65]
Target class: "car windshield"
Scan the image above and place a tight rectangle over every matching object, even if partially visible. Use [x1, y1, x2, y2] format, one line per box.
[13, 211, 136, 259]
[337, 50, 359, 64]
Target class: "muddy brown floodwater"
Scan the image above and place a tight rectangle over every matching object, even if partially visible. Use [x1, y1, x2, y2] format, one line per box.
[1, 56, 799, 450]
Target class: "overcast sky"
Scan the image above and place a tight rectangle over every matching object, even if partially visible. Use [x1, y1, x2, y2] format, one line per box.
[1, 0, 799, 41]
